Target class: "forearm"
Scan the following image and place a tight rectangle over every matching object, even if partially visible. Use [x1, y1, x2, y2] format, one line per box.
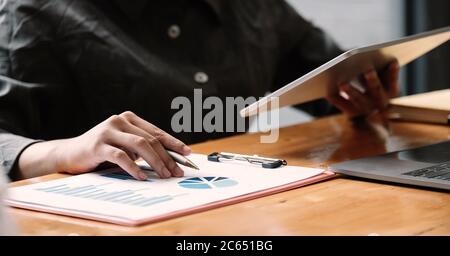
[16, 140, 68, 179]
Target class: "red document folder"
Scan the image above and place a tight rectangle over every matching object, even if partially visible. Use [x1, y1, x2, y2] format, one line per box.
[7, 156, 336, 226]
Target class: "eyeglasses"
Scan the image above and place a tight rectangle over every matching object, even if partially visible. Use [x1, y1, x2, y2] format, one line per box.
[207, 152, 287, 169]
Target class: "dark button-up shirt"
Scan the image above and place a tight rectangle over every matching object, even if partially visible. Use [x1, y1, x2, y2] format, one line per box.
[0, 0, 341, 178]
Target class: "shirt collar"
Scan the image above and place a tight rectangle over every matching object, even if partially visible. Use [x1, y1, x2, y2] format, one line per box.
[113, 0, 224, 23]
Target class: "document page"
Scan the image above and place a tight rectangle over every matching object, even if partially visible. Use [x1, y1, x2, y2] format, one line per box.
[6, 154, 326, 225]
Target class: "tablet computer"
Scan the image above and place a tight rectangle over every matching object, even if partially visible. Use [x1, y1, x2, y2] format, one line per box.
[240, 26, 450, 117]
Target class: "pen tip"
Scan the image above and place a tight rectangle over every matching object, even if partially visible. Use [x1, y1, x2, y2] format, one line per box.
[186, 159, 200, 170]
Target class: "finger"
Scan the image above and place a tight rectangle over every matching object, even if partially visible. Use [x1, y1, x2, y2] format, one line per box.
[146, 135, 185, 177]
[120, 147, 139, 161]
[101, 145, 148, 181]
[119, 123, 184, 177]
[107, 113, 185, 177]
[106, 131, 172, 179]
[341, 84, 373, 115]
[383, 61, 400, 98]
[154, 131, 191, 156]
[120, 111, 191, 155]
[364, 69, 389, 110]
[326, 89, 360, 117]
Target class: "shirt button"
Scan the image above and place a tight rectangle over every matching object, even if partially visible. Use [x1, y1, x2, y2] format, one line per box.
[194, 72, 209, 84]
[167, 25, 181, 39]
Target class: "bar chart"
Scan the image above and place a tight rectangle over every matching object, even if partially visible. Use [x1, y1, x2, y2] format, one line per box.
[35, 183, 182, 207]
[101, 171, 152, 181]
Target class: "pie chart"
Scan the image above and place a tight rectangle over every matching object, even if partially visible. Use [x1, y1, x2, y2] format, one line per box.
[178, 177, 238, 189]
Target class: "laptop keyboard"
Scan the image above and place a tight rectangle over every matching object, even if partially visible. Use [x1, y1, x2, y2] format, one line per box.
[403, 162, 450, 181]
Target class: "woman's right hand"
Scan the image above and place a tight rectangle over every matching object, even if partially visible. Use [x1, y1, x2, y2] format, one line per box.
[18, 111, 191, 180]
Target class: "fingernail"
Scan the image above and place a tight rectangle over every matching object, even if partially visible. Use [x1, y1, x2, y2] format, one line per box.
[391, 61, 400, 70]
[183, 145, 191, 155]
[175, 167, 184, 177]
[163, 168, 171, 178]
[138, 172, 148, 180]
[365, 70, 376, 80]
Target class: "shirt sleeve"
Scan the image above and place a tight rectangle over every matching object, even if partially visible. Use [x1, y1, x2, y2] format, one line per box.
[0, 129, 41, 180]
[272, 0, 344, 117]
[0, 75, 47, 179]
[0, 76, 45, 179]
[0, 0, 64, 180]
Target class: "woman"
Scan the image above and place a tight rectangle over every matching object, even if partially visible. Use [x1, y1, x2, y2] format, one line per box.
[0, 0, 399, 181]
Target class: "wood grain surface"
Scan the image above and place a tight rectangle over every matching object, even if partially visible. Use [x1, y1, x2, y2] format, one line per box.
[8, 115, 450, 235]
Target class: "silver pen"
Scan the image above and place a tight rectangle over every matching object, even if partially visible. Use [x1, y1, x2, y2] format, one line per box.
[166, 150, 200, 170]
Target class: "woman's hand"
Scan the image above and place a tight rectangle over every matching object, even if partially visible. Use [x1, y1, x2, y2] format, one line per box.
[326, 61, 400, 119]
[18, 111, 191, 180]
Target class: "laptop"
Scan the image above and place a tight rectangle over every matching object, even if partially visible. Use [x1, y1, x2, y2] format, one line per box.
[330, 140, 450, 190]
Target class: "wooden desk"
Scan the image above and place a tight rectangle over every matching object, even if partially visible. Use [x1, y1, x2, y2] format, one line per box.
[8, 115, 450, 235]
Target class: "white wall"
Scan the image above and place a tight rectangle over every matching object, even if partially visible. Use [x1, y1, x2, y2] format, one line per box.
[287, 0, 405, 48]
